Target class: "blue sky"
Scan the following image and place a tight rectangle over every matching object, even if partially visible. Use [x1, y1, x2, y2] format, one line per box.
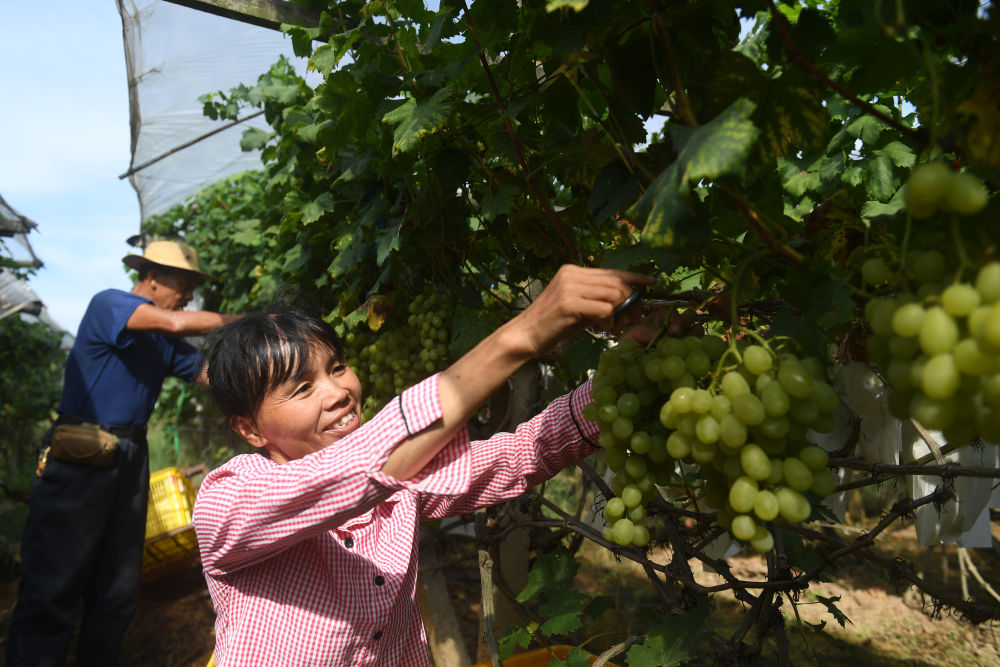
[1, 2, 141, 334]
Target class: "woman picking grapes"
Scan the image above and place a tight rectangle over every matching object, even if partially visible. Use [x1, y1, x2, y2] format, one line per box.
[192, 265, 652, 666]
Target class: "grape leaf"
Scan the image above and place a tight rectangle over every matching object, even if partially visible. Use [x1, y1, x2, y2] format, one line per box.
[240, 127, 272, 151]
[875, 140, 916, 168]
[634, 98, 758, 249]
[538, 590, 588, 636]
[375, 218, 402, 265]
[551, 648, 593, 666]
[561, 335, 604, 377]
[301, 192, 334, 225]
[449, 304, 503, 358]
[864, 153, 896, 202]
[382, 87, 454, 154]
[481, 184, 521, 221]
[625, 603, 710, 667]
[814, 594, 852, 628]
[517, 550, 579, 603]
[846, 111, 889, 146]
[497, 625, 533, 661]
[327, 230, 371, 280]
[754, 74, 830, 164]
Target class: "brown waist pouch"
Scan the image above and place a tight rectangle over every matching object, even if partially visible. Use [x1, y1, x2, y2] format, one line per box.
[48, 423, 120, 467]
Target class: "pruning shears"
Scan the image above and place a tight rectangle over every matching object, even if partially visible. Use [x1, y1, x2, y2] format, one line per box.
[612, 285, 680, 320]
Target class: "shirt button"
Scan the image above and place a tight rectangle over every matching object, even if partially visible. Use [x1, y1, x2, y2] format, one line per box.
[373, 630, 383, 640]
[374, 575, 384, 586]
[343, 537, 354, 548]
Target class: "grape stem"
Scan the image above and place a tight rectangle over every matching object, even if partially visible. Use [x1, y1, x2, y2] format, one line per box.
[949, 214, 973, 281]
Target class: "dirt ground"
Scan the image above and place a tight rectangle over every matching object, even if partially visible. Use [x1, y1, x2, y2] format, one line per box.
[2, 523, 1000, 666]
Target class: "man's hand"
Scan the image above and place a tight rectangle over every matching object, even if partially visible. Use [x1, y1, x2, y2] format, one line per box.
[127, 305, 240, 337]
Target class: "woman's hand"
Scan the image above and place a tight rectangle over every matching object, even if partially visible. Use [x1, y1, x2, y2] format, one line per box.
[510, 265, 654, 359]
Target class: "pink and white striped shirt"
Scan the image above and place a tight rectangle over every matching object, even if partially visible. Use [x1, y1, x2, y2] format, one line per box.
[193, 373, 598, 666]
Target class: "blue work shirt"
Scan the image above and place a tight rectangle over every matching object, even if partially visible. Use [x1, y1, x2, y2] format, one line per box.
[57, 289, 204, 426]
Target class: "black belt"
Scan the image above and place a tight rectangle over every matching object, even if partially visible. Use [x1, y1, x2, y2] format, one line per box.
[54, 415, 148, 441]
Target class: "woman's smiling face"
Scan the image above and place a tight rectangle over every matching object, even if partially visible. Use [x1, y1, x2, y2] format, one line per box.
[237, 342, 363, 464]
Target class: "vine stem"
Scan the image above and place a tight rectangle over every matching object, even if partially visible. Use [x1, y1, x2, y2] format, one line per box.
[949, 214, 973, 280]
[764, 0, 925, 147]
[959, 548, 1000, 604]
[475, 511, 502, 667]
[786, 505, 1000, 624]
[647, 3, 697, 126]
[593, 636, 642, 666]
[829, 457, 1000, 481]
[722, 185, 805, 265]
[459, 0, 580, 263]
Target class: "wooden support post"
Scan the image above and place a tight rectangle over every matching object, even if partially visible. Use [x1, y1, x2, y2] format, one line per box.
[418, 533, 473, 667]
[162, 0, 322, 31]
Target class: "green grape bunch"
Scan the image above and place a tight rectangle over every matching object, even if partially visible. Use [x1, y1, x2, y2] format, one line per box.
[865, 253, 1000, 445]
[904, 161, 989, 219]
[344, 289, 453, 422]
[584, 334, 840, 554]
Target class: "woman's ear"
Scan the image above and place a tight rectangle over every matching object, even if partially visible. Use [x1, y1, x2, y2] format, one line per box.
[231, 415, 267, 449]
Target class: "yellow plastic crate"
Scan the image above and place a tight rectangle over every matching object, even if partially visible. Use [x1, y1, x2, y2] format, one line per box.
[471, 646, 604, 666]
[143, 466, 200, 579]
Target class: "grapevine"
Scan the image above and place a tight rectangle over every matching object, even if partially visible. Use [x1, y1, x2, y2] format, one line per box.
[135, 0, 1000, 662]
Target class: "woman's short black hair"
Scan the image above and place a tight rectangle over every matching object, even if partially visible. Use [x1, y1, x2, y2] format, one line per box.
[205, 302, 344, 421]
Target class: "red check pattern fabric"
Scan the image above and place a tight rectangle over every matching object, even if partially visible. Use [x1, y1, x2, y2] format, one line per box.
[193, 374, 598, 666]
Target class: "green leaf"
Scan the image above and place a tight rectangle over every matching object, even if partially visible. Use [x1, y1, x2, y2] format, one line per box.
[841, 165, 864, 188]
[481, 184, 520, 221]
[678, 97, 760, 187]
[382, 87, 454, 154]
[419, 11, 450, 54]
[865, 153, 896, 202]
[538, 590, 587, 636]
[626, 603, 710, 667]
[260, 82, 301, 105]
[584, 595, 615, 620]
[553, 648, 593, 666]
[230, 219, 261, 246]
[875, 140, 916, 168]
[309, 44, 341, 77]
[635, 98, 759, 249]
[846, 114, 885, 145]
[561, 335, 603, 377]
[754, 75, 830, 163]
[784, 169, 822, 199]
[325, 27, 363, 73]
[301, 192, 334, 225]
[497, 625, 533, 662]
[327, 229, 371, 280]
[814, 594, 853, 628]
[375, 219, 402, 265]
[860, 198, 904, 221]
[449, 305, 503, 358]
[517, 549, 579, 603]
[240, 127, 272, 151]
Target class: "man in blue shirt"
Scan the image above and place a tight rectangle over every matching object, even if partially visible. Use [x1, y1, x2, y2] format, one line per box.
[6, 240, 239, 667]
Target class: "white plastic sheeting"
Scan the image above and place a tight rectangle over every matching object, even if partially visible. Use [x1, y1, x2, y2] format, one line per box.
[0, 193, 43, 320]
[116, 0, 318, 222]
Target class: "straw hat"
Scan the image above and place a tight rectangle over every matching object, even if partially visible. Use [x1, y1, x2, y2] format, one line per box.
[122, 240, 215, 281]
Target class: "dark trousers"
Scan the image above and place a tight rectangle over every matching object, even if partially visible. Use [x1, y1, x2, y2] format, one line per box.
[6, 434, 150, 667]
